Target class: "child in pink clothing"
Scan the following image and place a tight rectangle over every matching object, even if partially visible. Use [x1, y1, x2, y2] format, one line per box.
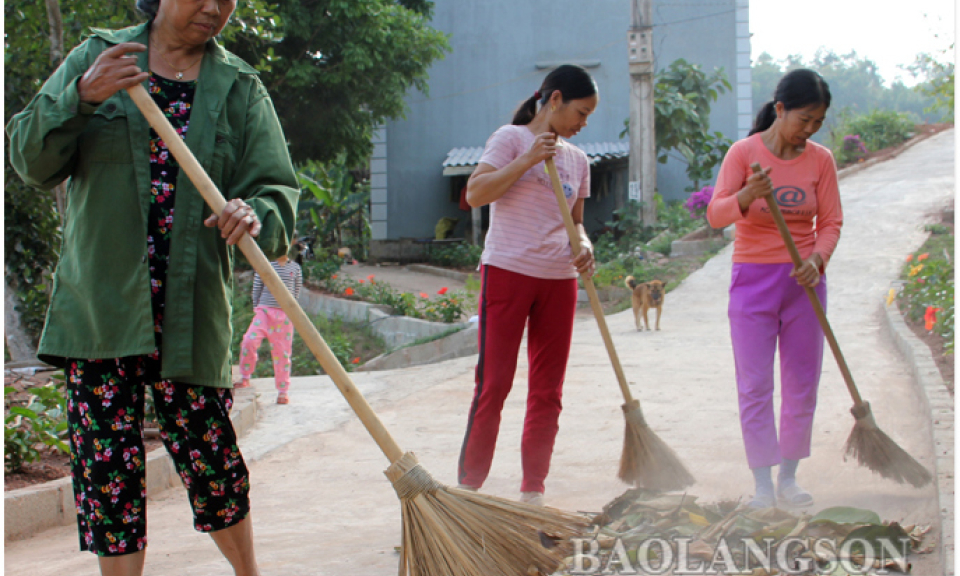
[236, 255, 302, 404]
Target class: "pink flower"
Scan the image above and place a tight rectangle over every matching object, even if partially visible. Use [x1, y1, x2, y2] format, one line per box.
[420, 292, 429, 298]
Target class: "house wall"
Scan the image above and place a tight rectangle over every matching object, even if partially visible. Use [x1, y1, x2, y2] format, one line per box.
[374, 0, 746, 242]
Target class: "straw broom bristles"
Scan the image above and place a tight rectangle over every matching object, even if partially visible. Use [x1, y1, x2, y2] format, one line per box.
[618, 399, 695, 491]
[844, 402, 933, 488]
[385, 452, 590, 576]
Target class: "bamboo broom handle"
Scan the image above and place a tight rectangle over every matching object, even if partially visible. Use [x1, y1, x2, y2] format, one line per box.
[749, 162, 864, 407]
[545, 158, 634, 403]
[127, 84, 405, 464]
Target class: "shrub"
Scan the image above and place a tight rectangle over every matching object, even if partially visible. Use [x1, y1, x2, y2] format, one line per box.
[830, 109, 916, 162]
[898, 247, 954, 354]
[835, 134, 869, 166]
[427, 242, 482, 269]
[5, 377, 69, 472]
[302, 249, 347, 284]
[684, 185, 714, 220]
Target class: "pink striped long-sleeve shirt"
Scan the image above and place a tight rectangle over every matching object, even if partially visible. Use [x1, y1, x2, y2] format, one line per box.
[477, 124, 591, 279]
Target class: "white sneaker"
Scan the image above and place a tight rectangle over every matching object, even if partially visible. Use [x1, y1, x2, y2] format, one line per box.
[455, 484, 478, 492]
[520, 491, 545, 506]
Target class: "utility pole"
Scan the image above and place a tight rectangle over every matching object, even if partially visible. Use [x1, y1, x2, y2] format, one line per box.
[628, 0, 656, 226]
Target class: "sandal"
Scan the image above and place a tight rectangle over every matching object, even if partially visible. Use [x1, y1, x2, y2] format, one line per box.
[777, 483, 814, 508]
[276, 393, 289, 405]
[234, 379, 251, 389]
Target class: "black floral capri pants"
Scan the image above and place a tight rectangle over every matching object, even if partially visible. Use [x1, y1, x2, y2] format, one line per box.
[66, 355, 250, 556]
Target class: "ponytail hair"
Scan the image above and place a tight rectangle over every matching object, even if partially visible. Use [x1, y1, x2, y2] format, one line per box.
[135, 0, 160, 20]
[512, 64, 598, 125]
[749, 68, 832, 135]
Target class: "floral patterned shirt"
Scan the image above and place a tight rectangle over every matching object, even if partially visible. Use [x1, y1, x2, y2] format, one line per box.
[147, 74, 196, 354]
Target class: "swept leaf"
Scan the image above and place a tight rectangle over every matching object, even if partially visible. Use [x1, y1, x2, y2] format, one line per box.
[811, 507, 882, 526]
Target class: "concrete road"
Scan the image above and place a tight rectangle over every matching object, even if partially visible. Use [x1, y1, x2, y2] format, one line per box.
[4, 130, 954, 575]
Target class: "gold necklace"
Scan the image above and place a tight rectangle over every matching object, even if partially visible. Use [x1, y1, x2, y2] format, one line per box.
[153, 46, 204, 80]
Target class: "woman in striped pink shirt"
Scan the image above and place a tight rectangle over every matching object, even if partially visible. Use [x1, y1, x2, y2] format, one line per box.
[457, 65, 599, 506]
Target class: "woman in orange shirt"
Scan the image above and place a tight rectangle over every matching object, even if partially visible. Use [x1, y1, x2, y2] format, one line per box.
[707, 69, 842, 508]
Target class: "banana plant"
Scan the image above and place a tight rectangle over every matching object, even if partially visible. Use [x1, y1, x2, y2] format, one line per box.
[296, 155, 371, 260]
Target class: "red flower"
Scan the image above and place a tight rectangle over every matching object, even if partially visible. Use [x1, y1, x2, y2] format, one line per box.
[359, 279, 364, 284]
[924, 306, 941, 331]
[351, 357, 360, 364]
[332, 274, 338, 279]
[905, 254, 913, 262]
[917, 253, 930, 261]
[420, 292, 429, 298]
[367, 274, 375, 281]
[344, 287, 354, 296]
[437, 287, 449, 295]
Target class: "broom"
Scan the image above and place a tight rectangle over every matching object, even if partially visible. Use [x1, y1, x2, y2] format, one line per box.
[749, 162, 931, 487]
[127, 84, 589, 576]
[545, 158, 694, 491]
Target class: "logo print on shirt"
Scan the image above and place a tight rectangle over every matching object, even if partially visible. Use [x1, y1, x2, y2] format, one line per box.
[562, 182, 575, 199]
[774, 186, 806, 207]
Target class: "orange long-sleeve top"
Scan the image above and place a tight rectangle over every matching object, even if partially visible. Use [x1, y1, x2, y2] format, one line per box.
[707, 133, 843, 269]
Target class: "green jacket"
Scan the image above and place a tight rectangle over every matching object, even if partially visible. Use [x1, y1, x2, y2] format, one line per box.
[6, 23, 299, 387]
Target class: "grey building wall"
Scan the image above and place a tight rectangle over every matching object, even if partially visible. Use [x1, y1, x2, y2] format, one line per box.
[376, 0, 744, 241]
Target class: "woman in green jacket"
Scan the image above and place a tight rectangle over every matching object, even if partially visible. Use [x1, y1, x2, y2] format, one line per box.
[6, 0, 298, 573]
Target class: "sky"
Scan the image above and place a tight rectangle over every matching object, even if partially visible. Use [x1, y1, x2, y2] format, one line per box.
[749, 0, 956, 87]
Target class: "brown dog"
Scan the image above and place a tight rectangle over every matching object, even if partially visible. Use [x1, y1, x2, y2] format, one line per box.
[625, 276, 665, 331]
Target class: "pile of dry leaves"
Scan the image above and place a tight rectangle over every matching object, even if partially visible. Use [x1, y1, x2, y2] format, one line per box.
[556, 489, 933, 575]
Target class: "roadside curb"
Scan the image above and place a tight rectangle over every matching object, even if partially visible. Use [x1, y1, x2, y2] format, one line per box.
[3, 386, 259, 542]
[359, 323, 478, 372]
[879, 295, 954, 574]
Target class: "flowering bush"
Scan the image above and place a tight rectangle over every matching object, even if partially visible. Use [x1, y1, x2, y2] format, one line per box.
[898, 251, 954, 353]
[324, 275, 474, 324]
[837, 134, 868, 165]
[419, 290, 468, 324]
[684, 185, 714, 220]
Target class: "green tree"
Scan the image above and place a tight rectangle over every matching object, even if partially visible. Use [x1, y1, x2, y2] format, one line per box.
[228, 0, 450, 165]
[905, 50, 955, 122]
[751, 49, 941, 144]
[637, 59, 733, 191]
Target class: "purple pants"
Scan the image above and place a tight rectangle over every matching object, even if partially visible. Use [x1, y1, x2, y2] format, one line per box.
[728, 263, 827, 469]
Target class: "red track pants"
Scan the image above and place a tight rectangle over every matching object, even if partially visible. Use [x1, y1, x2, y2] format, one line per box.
[458, 265, 578, 493]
